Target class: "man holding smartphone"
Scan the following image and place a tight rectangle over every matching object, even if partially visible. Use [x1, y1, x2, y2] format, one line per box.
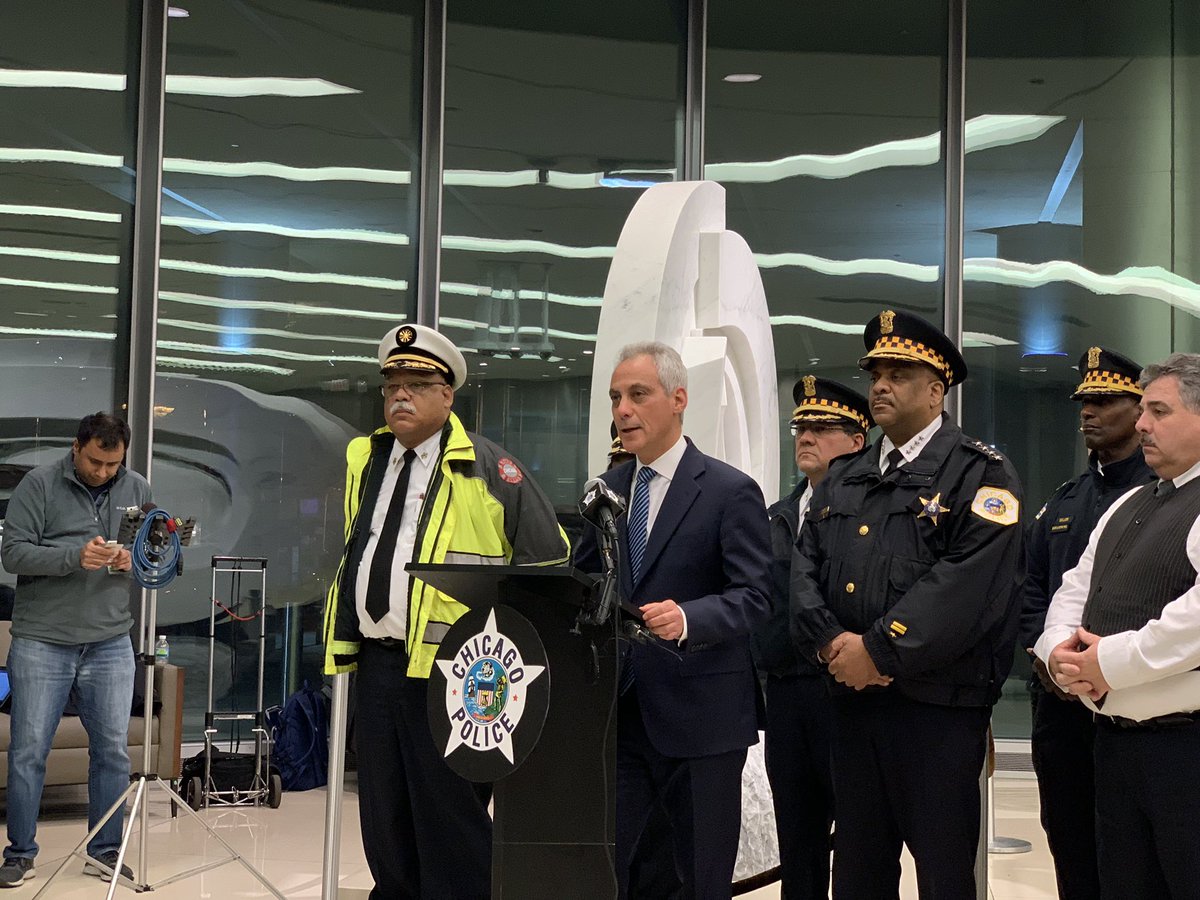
[0, 412, 150, 887]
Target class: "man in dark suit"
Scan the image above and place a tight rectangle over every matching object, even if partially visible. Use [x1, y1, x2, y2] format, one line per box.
[575, 340, 771, 900]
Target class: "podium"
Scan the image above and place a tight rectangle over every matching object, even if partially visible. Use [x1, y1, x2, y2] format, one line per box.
[408, 564, 619, 900]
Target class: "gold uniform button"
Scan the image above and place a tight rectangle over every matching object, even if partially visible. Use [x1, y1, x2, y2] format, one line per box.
[845, 582, 856, 593]
[858, 525, 869, 535]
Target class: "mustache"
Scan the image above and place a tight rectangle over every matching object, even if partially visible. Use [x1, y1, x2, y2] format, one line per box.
[389, 400, 417, 416]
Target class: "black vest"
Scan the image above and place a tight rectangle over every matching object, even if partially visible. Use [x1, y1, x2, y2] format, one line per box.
[1082, 479, 1200, 636]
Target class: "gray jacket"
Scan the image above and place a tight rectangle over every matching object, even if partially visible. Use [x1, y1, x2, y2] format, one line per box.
[1, 452, 151, 644]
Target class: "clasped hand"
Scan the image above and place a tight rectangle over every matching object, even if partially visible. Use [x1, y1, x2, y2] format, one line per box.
[1047, 627, 1110, 701]
[821, 631, 893, 690]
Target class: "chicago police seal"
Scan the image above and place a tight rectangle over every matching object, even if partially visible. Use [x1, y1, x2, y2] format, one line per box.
[428, 605, 550, 782]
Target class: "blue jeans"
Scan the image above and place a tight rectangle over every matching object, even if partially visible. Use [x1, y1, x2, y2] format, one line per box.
[4, 634, 135, 861]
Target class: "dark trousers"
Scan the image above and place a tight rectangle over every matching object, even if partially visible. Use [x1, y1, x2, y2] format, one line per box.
[617, 692, 747, 900]
[355, 640, 492, 900]
[1030, 690, 1100, 900]
[764, 673, 834, 900]
[830, 694, 989, 900]
[1094, 717, 1200, 900]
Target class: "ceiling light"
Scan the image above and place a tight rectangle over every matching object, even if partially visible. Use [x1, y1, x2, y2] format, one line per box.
[167, 7, 190, 17]
[723, 73, 762, 83]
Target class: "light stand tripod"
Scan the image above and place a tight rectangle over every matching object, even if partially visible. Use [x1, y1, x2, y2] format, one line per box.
[34, 508, 284, 900]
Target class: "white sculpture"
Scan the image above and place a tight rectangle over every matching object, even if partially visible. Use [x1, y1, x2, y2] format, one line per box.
[589, 181, 779, 501]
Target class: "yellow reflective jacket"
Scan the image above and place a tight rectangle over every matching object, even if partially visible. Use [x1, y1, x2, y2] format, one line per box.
[323, 412, 569, 678]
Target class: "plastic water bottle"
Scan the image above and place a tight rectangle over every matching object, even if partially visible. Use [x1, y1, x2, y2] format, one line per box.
[154, 635, 170, 666]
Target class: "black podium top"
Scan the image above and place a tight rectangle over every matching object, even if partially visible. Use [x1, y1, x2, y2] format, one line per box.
[405, 564, 597, 609]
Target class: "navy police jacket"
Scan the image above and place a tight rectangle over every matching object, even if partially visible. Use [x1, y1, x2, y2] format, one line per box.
[1018, 448, 1153, 656]
[790, 415, 1025, 708]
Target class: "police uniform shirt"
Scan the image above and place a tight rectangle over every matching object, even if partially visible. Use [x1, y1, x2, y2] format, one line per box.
[878, 415, 943, 473]
[355, 429, 442, 639]
[796, 483, 814, 536]
[631, 432, 690, 641]
[1035, 457, 1200, 721]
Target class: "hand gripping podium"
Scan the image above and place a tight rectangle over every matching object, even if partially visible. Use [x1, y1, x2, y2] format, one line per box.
[407, 563, 619, 899]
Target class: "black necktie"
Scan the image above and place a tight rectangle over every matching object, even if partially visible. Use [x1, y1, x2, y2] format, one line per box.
[886, 448, 905, 473]
[365, 448, 418, 623]
[1155, 479, 1176, 499]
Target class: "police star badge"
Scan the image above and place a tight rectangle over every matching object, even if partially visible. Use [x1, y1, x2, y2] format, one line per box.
[916, 492, 949, 525]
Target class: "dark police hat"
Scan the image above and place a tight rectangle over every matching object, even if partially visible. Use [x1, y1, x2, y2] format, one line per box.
[859, 309, 968, 387]
[790, 375, 873, 432]
[377, 323, 467, 387]
[606, 421, 632, 461]
[1071, 346, 1143, 400]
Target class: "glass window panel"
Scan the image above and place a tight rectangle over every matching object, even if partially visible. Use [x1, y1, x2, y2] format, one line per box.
[965, 1, 1193, 737]
[440, 3, 685, 514]
[0, 3, 137, 599]
[705, 2, 947, 494]
[157, 0, 419, 732]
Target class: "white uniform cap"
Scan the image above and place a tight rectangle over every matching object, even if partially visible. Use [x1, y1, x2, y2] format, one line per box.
[377, 324, 467, 387]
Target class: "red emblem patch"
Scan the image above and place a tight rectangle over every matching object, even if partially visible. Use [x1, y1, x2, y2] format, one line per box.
[498, 458, 523, 484]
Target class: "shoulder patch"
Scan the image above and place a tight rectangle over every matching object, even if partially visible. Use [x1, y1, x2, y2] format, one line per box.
[497, 457, 524, 484]
[971, 487, 1019, 526]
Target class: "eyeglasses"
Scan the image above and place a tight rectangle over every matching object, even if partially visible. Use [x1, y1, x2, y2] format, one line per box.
[380, 380, 449, 398]
[789, 423, 846, 437]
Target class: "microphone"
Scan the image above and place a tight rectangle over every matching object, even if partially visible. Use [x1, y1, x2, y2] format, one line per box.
[579, 477, 627, 538]
[578, 478, 627, 628]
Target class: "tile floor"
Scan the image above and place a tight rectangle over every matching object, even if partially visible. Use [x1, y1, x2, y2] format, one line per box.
[8, 775, 1057, 898]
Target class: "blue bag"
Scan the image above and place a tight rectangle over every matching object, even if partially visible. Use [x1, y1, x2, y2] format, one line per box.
[266, 680, 330, 791]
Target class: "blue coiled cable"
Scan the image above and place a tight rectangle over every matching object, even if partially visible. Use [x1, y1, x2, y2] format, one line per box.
[131, 509, 183, 590]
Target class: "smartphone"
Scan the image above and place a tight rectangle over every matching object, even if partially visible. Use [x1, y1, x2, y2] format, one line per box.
[105, 540, 121, 574]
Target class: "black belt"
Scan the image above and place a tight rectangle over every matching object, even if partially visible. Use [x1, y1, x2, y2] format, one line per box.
[1099, 710, 1200, 730]
[362, 636, 407, 651]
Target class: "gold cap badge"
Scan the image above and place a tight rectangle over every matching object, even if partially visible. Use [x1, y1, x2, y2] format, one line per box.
[398, 326, 416, 346]
[1087, 346, 1101, 370]
[880, 310, 895, 335]
[803, 375, 816, 397]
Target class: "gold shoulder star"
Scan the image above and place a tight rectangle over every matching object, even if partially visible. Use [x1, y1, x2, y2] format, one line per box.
[917, 493, 949, 525]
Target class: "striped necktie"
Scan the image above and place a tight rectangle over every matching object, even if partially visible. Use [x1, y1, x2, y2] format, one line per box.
[628, 466, 657, 583]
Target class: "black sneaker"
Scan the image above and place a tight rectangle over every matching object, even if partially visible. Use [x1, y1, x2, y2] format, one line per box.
[83, 851, 133, 883]
[0, 857, 35, 888]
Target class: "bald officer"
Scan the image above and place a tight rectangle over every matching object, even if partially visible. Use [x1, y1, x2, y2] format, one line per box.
[323, 324, 569, 899]
[791, 310, 1024, 899]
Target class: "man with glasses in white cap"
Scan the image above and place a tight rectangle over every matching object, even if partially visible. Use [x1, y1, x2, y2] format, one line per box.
[323, 323, 569, 899]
